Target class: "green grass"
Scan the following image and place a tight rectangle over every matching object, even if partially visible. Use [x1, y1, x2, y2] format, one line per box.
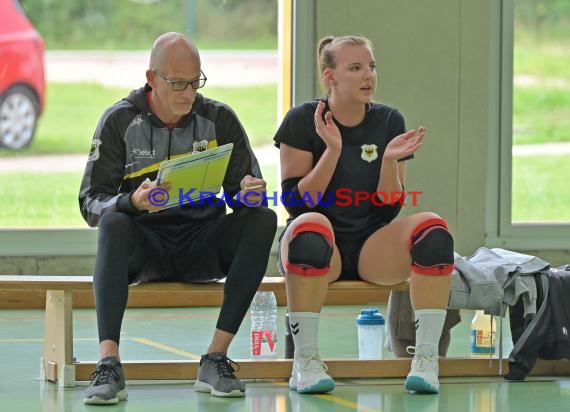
[0, 166, 278, 228]
[512, 155, 570, 222]
[0, 83, 130, 156]
[514, 42, 570, 79]
[20, 84, 128, 155]
[206, 85, 277, 148]
[513, 42, 570, 145]
[0, 172, 85, 227]
[0, 82, 277, 157]
[46, 36, 278, 52]
[513, 86, 570, 144]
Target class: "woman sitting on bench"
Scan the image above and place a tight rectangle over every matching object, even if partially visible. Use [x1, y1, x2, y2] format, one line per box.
[273, 35, 454, 395]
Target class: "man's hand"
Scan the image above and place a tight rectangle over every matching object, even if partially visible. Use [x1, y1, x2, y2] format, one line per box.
[130, 178, 171, 212]
[239, 175, 267, 207]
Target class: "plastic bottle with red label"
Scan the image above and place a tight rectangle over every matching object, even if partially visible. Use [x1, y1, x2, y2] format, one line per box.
[250, 291, 278, 359]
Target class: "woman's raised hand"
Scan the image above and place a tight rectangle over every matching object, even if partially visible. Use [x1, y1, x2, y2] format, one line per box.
[383, 126, 426, 161]
[314, 100, 342, 152]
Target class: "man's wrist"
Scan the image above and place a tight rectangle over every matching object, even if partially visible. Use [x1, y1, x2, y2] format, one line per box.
[117, 192, 143, 213]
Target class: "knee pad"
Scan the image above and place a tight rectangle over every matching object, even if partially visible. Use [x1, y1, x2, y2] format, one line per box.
[409, 218, 454, 275]
[285, 222, 334, 276]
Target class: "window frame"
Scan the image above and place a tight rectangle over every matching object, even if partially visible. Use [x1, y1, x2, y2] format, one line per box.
[0, 229, 97, 256]
[485, 0, 570, 251]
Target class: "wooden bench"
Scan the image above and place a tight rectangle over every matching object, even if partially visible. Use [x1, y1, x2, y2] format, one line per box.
[1, 275, 569, 387]
[0, 275, 408, 387]
[0, 275, 406, 309]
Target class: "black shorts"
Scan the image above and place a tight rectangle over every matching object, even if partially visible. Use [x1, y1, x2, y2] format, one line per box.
[336, 239, 365, 280]
[277, 229, 367, 281]
[131, 217, 235, 284]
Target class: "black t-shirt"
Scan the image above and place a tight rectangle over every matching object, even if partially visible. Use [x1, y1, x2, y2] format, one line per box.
[274, 99, 412, 240]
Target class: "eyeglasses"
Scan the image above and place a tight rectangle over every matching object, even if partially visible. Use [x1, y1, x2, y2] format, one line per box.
[154, 70, 207, 91]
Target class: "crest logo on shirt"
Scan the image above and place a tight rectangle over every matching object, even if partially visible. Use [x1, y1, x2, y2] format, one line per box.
[361, 144, 378, 163]
[193, 139, 208, 153]
[88, 139, 102, 162]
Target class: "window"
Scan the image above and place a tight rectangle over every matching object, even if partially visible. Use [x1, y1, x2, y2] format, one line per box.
[0, 0, 280, 255]
[490, 0, 570, 249]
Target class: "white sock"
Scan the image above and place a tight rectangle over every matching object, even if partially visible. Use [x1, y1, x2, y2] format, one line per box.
[288, 312, 319, 353]
[414, 309, 446, 354]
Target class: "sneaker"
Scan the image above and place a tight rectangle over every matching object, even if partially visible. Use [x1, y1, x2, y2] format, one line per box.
[289, 347, 335, 394]
[194, 352, 245, 397]
[83, 356, 128, 405]
[404, 346, 440, 394]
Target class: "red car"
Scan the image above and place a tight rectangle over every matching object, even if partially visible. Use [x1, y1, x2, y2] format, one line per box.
[0, 0, 45, 149]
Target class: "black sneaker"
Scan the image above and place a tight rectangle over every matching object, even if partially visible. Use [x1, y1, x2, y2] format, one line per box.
[83, 356, 128, 405]
[194, 352, 245, 397]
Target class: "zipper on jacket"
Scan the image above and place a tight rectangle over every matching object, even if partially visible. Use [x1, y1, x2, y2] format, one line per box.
[167, 128, 173, 160]
[146, 113, 154, 156]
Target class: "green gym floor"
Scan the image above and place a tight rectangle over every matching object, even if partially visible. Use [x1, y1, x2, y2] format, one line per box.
[1, 305, 569, 411]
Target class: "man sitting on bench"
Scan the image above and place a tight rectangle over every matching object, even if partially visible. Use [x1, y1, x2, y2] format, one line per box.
[78, 32, 277, 404]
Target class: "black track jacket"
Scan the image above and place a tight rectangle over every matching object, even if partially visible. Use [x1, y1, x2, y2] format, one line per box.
[79, 85, 262, 227]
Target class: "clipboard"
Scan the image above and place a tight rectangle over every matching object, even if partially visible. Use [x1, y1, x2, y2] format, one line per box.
[156, 143, 233, 209]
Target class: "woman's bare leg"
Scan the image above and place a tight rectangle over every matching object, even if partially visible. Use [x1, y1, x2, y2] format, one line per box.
[280, 212, 341, 393]
[358, 212, 454, 394]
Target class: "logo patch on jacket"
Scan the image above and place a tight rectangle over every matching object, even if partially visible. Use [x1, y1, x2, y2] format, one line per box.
[131, 147, 155, 159]
[193, 139, 208, 153]
[88, 139, 102, 162]
[361, 144, 378, 163]
[129, 117, 144, 127]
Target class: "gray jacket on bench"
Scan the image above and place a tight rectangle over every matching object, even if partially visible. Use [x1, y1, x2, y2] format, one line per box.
[450, 248, 550, 317]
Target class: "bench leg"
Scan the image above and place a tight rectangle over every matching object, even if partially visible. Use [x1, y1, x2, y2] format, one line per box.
[41, 290, 76, 387]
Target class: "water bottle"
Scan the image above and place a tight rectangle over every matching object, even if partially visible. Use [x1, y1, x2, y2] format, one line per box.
[356, 308, 385, 359]
[250, 291, 278, 359]
[470, 310, 496, 356]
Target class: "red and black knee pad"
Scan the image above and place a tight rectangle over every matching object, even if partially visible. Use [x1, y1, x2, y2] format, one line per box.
[285, 222, 334, 276]
[408, 217, 454, 275]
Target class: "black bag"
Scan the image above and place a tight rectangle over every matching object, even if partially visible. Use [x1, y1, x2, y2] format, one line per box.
[506, 265, 570, 380]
